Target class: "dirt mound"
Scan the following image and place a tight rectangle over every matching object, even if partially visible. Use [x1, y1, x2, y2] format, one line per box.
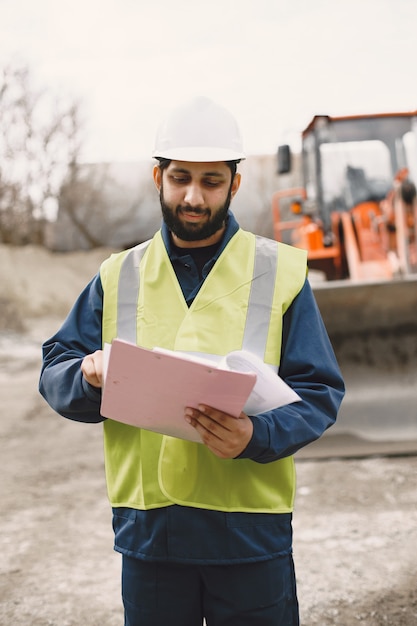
[0, 244, 114, 331]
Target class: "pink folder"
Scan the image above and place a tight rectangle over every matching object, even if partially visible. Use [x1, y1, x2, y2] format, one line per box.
[100, 339, 257, 443]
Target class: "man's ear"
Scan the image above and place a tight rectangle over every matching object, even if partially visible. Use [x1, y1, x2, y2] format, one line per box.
[153, 164, 162, 192]
[230, 172, 241, 199]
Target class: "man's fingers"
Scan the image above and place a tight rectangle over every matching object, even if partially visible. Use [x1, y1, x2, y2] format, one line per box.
[184, 405, 253, 458]
[81, 351, 103, 388]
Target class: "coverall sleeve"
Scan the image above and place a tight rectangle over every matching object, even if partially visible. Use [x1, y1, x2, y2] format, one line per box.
[238, 279, 345, 463]
[39, 273, 105, 423]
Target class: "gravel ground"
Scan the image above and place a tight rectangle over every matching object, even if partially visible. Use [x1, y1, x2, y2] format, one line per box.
[1, 320, 416, 625]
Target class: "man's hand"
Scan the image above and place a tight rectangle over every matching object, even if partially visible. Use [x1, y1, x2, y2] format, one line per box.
[81, 350, 104, 388]
[185, 405, 253, 458]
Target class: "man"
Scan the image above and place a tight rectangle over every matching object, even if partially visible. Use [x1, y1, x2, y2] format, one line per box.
[40, 96, 345, 626]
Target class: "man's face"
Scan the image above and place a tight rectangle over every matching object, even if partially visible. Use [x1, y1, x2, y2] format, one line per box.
[153, 161, 241, 246]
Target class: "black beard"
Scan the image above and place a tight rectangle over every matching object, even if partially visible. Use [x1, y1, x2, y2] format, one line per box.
[160, 184, 232, 242]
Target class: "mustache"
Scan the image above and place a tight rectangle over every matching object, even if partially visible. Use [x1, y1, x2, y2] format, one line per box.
[177, 206, 209, 215]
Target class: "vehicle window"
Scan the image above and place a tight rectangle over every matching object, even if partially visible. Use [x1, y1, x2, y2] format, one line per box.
[320, 140, 392, 211]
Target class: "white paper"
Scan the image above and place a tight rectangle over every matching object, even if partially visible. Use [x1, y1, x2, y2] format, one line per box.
[102, 342, 112, 380]
[223, 350, 301, 414]
[153, 346, 301, 415]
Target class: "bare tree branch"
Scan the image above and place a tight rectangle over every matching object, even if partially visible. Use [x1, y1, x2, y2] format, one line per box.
[0, 62, 86, 244]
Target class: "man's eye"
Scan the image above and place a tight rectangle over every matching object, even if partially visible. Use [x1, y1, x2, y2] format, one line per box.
[171, 176, 188, 184]
[204, 180, 221, 187]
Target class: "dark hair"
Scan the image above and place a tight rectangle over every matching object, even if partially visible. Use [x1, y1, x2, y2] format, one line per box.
[156, 158, 239, 178]
[226, 161, 239, 177]
[156, 158, 171, 171]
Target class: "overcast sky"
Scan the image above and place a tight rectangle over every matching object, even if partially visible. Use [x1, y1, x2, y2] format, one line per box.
[1, 0, 416, 162]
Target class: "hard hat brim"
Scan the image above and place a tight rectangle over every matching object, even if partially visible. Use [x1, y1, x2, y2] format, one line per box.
[152, 146, 246, 162]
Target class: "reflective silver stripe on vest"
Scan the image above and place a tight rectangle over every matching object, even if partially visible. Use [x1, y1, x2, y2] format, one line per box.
[116, 235, 278, 357]
[117, 240, 151, 342]
[242, 236, 278, 357]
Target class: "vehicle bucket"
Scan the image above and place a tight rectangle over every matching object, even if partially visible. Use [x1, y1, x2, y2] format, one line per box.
[297, 275, 417, 458]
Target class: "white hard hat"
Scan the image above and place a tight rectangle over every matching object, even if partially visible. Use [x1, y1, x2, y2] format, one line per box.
[152, 96, 246, 162]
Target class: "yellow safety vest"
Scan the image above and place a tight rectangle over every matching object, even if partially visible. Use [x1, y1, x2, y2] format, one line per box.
[100, 228, 307, 513]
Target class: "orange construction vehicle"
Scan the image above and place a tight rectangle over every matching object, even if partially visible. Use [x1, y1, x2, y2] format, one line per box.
[273, 112, 417, 281]
[273, 112, 417, 456]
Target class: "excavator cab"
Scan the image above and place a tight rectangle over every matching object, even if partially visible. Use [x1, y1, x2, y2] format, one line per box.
[273, 112, 417, 281]
[272, 112, 417, 456]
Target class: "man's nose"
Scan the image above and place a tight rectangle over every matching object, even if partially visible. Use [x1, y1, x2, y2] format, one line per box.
[184, 183, 205, 207]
